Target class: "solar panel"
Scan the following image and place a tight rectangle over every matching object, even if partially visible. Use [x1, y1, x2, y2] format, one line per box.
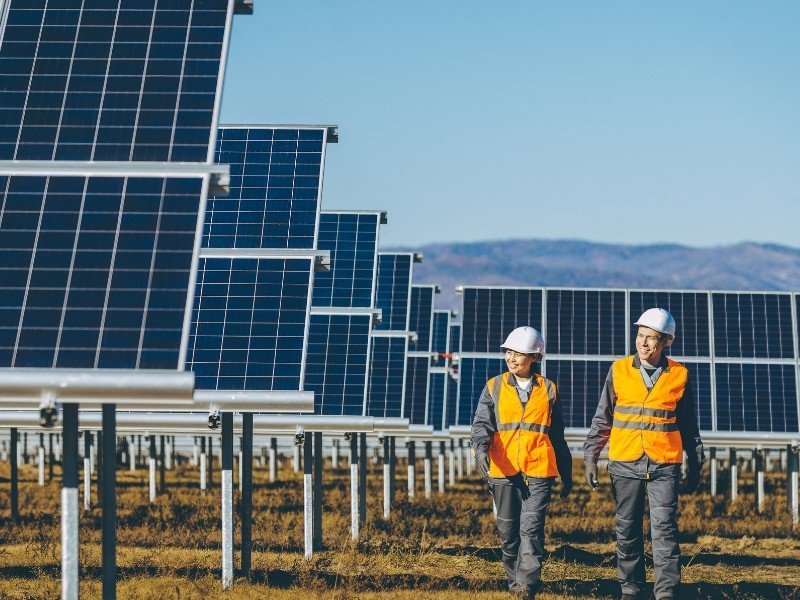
[365, 334, 407, 418]
[683, 360, 713, 431]
[373, 253, 413, 331]
[186, 257, 313, 391]
[546, 289, 626, 356]
[715, 362, 798, 432]
[427, 370, 446, 430]
[0, 0, 234, 162]
[461, 287, 543, 353]
[408, 285, 435, 351]
[712, 292, 794, 359]
[312, 211, 380, 308]
[0, 174, 203, 370]
[444, 322, 461, 428]
[543, 359, 613, 429]
[431, 310, 450, 367]
[304, 312, 371, 416]
[455, 356, 506, 426]
[205, 127, 328, 250]
[629, 290, 710, 357]
[404, 355, 430, 425]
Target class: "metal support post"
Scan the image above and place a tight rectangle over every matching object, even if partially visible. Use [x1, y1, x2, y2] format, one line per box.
[191, 437, 198, 467]
[358, 433, 367, 526]
[102, 405, 117, 600]
[221, 413, 234, 590]
[331, 438, 339, 470]
[389, 437, 396, 504]
[200, 436, 207, 492]
[293, 443, 301, 473]
[457, 439, 464, 479]
[165, 437, 172, 471]
[128, 437, 135, 472]
[38, 433, 45, 486]
[755, 447, 765, 513]
[729, 448, 738, 501]
[89, 434, 96, 475]
[303, 434, 313, 559]
[241, 414, 253, 579]
[448, 439, 456, 487]
[149, 436, 157, 503]
[269, 438, 277, 483]
[438, 441, 446, 493]
[10, 428, 18, 521]
[788, 444, 798, 527]
[312, 432, 323, 551]
[23, 432, 27, 464]
[424, 441, 432, 499]
[406, 440, 416, 500]
[382, 436, 391, 518]
[466, 440, 474, 474]
[159, 436, 166, 494]
[62, 405, 79, 600]
[136, 435, 142, 469]
[709, 448, 717, 496]
[84, 432, 92, 510]
[97, 432, 104, 506]
[49, 433, 54, 481]
[208, 437, 214, 486]
[349, 434, 359, 540]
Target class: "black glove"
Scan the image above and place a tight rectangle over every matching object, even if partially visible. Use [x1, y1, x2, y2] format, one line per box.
[559, 477, 573, 499]
[683, 464, 701, 494]
[585, 461, 598, 489]
[510, 473, 531, 500]
[476, 452, 490, 478]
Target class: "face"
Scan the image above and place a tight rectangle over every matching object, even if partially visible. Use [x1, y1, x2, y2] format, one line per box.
[635, 326, 667, 365]
[505, 349, 535, 378]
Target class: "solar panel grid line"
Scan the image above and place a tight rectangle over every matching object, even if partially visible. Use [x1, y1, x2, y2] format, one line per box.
[206, 0, 236, 164]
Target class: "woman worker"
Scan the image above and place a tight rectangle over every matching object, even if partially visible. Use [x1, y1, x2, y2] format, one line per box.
[471, 326, 573, 600]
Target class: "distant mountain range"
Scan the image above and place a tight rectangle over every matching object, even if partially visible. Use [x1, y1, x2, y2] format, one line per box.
[390, 240, 800, 310]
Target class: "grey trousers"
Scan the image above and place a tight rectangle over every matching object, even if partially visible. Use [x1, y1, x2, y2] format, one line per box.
[491, 476, 553, 594]
[611, 473, 680, 600]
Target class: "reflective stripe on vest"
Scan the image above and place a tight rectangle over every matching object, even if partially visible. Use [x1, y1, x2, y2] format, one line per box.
[608, 356, 687, 464]
[487, 372, 559, 478]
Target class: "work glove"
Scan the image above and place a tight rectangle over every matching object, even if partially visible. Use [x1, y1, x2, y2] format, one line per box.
[476, 452, 490, 478]
[510, 473, 531, 501]
[559, 477, 573, 499]
[683, 464, 701, 494]
[585, 461, 599, 489]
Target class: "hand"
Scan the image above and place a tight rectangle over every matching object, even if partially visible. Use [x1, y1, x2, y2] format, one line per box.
[683, 465, 701, 494]
[559, 478, 573, 499]
[476, 453, 490, 478]
[585, 461, 598, 489]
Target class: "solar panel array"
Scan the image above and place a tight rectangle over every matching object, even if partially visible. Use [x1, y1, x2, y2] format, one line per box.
[404, 285, 436, 425]
[0, 0, 241, 373]
[366, 253, 417, 419]
[187, 126, 331, 391]
[427, 310, 451, 431]
[455, 287, 800, 434]
[305, 211, 382, 415]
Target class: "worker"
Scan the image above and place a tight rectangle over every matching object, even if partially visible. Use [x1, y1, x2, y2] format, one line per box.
[584, 308, 704, 600]
[471, 326, 573, 600]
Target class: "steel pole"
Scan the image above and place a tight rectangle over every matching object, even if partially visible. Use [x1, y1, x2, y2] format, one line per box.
[101, 404, 117, 600]
[61, 404, 79, 600]
[241, 414, 253, 579]
[38, 433, 45, 486]
[755, 448, 765, 513]
[358, 432, 367, 526]
[406, 440, 416, 500]
[350, 434, 359, 540]
[269, 437, 277, 483]
[303, 434, 313, 559]
[709, 448, 717, 496]
[200, 436, 207, 492]
[84, 431, 92, 510]
[312, 432, 323, 551]
[159, 435, 166, 494]
[438, 441, 446, 493]
[148, 436, 156, 503]
[9, 428, 18, 521]
[729, 448, 738, 501]
[48, 433, 54, 481]
[221, 413, 234, 589]
[424, 441, 432, 499]
[382, 436, 390, 518]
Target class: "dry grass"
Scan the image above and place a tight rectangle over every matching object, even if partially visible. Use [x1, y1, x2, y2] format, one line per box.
[1, 457, 799, 599]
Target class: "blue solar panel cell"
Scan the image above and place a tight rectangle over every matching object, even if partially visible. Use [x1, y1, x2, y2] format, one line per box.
[428, 371, 446, 430]
[312, 212, 379, 308]
[456, 356, 507, 426]
[712, 293, 794, 359]
[373, 254, 412, 331]
[205, 127, 325, 250]
[404, 356, 430, 425]
[430, 311, 450, 367]
[546, 289, 626, 356]
[0, 0, 231, 162]
[187, 257, 312, 391]
[686, 361, 713, 431]
[0, 174, 202, 369]
[715, 363, 798, 432]
[409, 286, 434, 351]
[461, 288, 543, 353]
[366, 335, 406, 418]
[304, 313, 370, 416]
[629, 291, 710, 357]
[445, 369, 459, 428]
[544, 359, 613, 429]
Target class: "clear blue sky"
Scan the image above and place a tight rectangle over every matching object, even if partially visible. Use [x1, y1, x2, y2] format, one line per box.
[220, 1, 800, 249]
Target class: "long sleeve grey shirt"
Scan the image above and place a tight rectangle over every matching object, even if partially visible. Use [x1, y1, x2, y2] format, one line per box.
[471, 372, 573, 484]
[583, 354, 705, 480]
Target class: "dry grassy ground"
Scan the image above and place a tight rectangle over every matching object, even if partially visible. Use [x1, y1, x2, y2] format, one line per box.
[1, 455, 799, 599]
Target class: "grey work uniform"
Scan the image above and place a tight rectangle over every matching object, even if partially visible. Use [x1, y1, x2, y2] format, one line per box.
[584, 355, 704, 600]
[471, 372, 573, 596]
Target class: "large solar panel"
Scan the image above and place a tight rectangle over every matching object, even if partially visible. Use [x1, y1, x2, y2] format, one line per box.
[712, 292, 794, 359]
[461, 287, 543, 353]
[304, 312, 371, 416]
[408, 285, 435, 351]
[629, 290, 710, 357]
[312, 211, 380, 308]
[427, 370, 446, 430]
[0, 0, 234, 162]
[0, 174, 204, 369]
[205, 127, 328, 250]
[366, 334, 407, 418]
[186, 257, 313, 390]
[547, 289, 626, 356]
[431, 310, 450, 367]
[543, 359, 613, 429]
[455, 356, 506, 426]
[444, 322, 461, 428]
[715, 363, 798, 432]
[404, 355, 430, 425]
[373, 253, 413, 331]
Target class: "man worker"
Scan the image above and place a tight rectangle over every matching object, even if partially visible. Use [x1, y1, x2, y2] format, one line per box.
[584, 308, 704, 600]
[472, 326, 573, 600]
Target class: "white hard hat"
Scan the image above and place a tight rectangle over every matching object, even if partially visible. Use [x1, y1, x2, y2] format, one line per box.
[635, 308, 676, 346]
[500, 326, 545, 357]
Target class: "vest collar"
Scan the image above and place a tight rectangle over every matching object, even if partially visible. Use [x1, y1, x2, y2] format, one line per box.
[506, 371, 539, 389]
[631, 354, 670, 371]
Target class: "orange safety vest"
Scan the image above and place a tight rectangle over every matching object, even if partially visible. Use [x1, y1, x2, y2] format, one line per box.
[608, 356, 687, 464]
[487, 371, 559, 478]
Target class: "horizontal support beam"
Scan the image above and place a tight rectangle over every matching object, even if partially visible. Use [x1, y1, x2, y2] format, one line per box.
[194, 390, 313, 413]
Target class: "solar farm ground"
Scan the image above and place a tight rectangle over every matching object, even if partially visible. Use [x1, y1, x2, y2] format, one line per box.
[1, 458, 799, 599]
